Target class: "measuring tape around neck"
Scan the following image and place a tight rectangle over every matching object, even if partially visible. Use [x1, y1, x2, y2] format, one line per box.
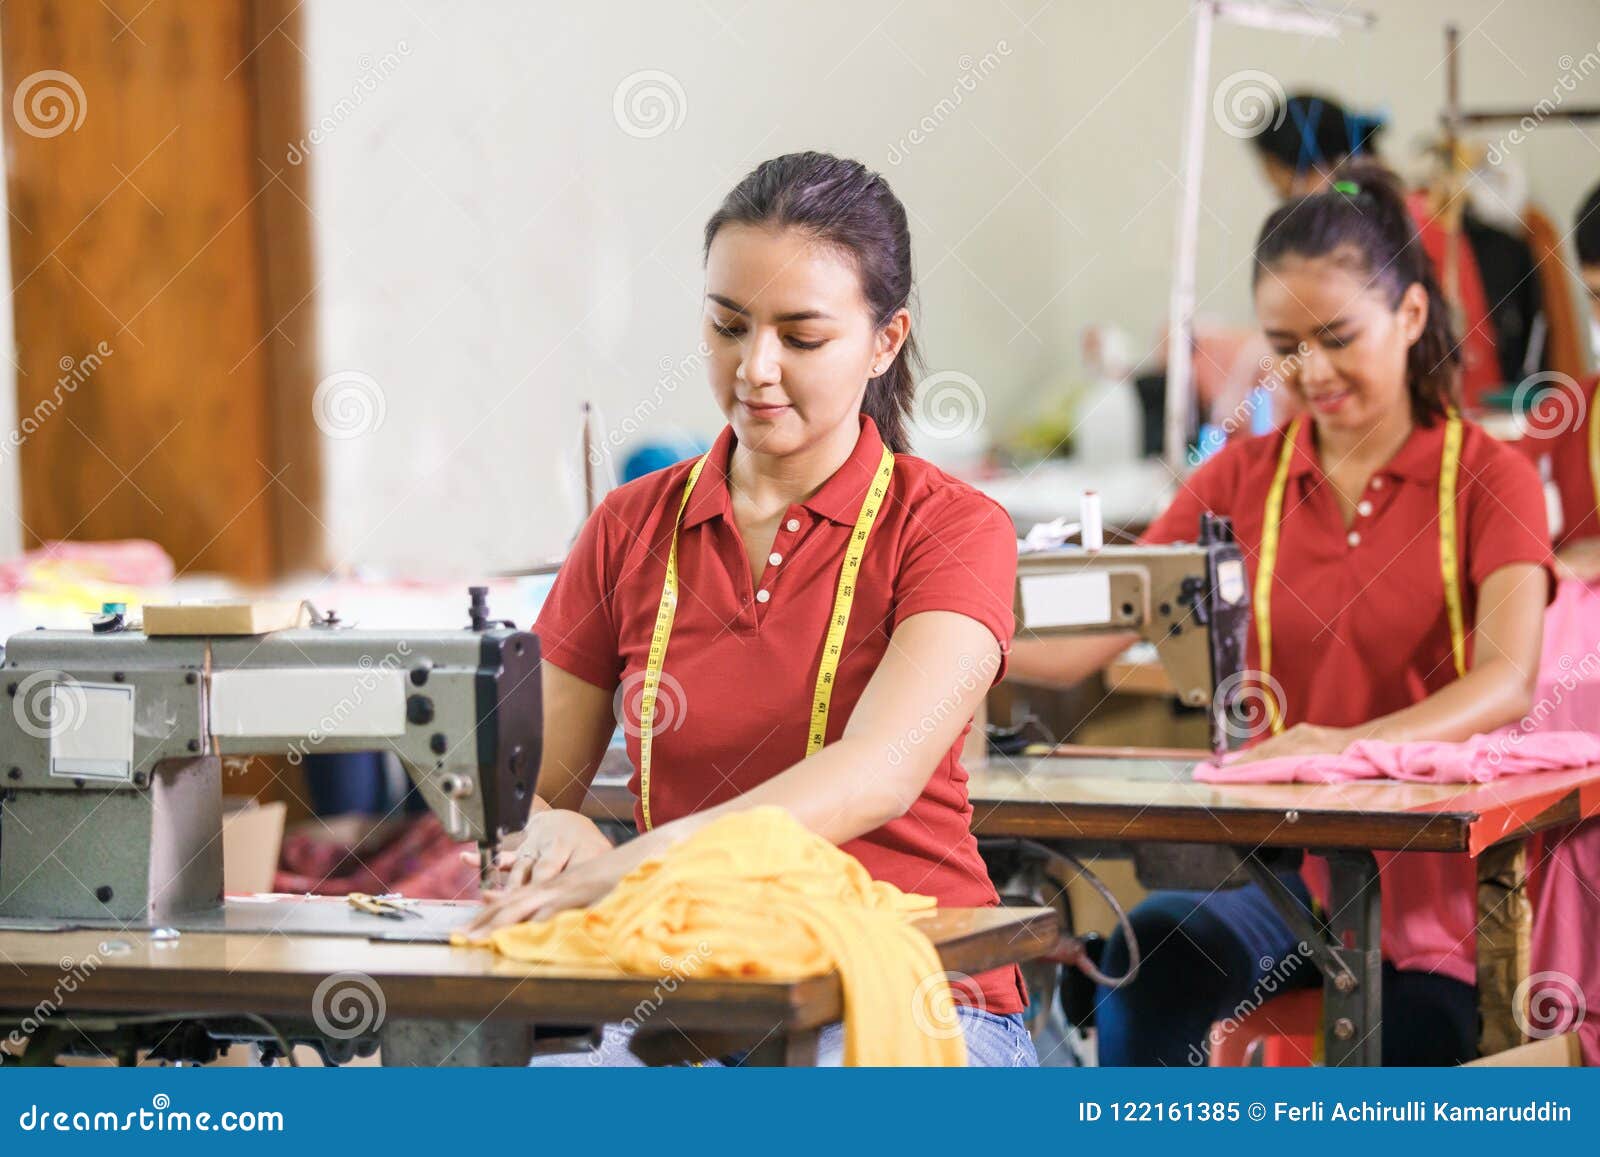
[636, 444, 895, 830]
[1255, 412, 1466, 736]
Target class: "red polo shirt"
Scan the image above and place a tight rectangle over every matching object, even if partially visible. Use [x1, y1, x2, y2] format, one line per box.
[536, 415, 1026, 1015]
[1542, 374, 1599, 550]
[1144, 416, 1551, 984]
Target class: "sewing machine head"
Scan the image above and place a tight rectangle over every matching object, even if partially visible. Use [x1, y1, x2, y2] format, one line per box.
[0, 589, 540, 925]
[1014, 514, 1249, 753]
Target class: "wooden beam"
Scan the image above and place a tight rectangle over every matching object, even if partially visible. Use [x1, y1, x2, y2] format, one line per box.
[246, 0, 324, 574]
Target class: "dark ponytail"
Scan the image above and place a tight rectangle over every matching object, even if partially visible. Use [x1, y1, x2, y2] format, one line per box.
[1253, 158, 1460, 425]
[703, 152, 922, 453]
[1251, 92, 1386, 172]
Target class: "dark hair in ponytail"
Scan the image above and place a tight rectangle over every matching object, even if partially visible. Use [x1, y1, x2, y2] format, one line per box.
[703, 152, 921, 453]
[1252, 158, 1460, 425]
[1251, 92, 1386, 172]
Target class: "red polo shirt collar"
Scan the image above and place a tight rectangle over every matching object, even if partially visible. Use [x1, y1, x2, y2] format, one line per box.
[1285, 413, 1451, 485]
[680, 415, 888, 529]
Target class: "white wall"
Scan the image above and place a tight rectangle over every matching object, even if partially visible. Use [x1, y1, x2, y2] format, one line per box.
[302, 0, 1600, 575]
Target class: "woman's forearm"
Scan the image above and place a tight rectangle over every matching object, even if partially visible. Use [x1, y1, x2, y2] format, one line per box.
[1354, 658, 1536, 745]
[606, 733, 929, 876]
[1005, 632, 1138, 687]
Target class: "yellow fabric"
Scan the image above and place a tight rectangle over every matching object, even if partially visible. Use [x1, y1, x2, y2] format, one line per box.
[454, 807, 966, 1066]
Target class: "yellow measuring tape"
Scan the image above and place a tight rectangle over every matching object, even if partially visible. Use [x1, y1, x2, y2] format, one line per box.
[1256, 413, 1466, 735]
[637, 445, 895, 830]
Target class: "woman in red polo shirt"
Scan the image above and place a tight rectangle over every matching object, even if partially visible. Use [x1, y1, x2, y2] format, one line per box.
[464, 152, 1035, 1066]
[1010, 161, 1551, 1065]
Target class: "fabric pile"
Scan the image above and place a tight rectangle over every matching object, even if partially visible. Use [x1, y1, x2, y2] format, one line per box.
[1195, 731, 1600, 785]
[453, 806, 966, 1066]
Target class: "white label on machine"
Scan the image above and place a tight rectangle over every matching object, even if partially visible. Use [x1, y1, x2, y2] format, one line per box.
[1019, 571, 1114, 629]
[49, 682, 136, 781]
[209, 669, 407, 738]
[1216, 558, 1246, 605]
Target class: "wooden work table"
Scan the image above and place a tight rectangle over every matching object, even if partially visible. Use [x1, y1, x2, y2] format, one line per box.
[588, 748, 1600, 854]
[583, 747, 1600, 1065]
[0, 901, 1058, 1067]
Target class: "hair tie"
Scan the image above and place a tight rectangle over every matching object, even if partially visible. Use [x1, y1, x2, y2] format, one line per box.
[1332, 180, 1361, 196]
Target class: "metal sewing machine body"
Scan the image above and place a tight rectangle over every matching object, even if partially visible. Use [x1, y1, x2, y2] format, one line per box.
[1014, 513, 1250, 754]
[0, 591, 541, 927]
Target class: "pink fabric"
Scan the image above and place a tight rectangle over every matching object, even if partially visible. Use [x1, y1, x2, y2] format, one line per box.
[1194, 731, 1600, 785]
[1205, 580, 1600, 1055]
[1525, 579, 1600, 1065]
[0, 539, 175, 592]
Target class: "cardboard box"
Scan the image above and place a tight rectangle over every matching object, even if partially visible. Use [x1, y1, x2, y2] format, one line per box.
[1466, 1033, 1582, 1067]
[221, 797, 286, 894]
[143, 600, 309, 636]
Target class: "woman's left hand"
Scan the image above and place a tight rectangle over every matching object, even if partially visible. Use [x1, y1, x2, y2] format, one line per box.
[1229, 722, 1357, 765]
[462, 853, 622, 936]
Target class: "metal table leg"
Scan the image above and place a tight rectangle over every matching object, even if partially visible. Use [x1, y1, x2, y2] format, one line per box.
[1243, 849, 1382, 1066]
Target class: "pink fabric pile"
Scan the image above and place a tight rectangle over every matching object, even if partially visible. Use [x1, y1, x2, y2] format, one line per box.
[1196, 731, 1600, 785]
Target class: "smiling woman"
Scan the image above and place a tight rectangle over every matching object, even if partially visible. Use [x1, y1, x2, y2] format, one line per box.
[465, 153, 1036, 1068]
[1010, 161, 1554, 1067]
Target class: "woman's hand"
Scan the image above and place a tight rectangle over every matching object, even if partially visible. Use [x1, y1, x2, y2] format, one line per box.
[460, 809, 614, 889]
[462, 850, 624, 935]
[1229, 722, 1357, 765]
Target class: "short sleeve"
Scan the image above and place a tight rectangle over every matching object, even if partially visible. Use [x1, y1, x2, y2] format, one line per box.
[893, 489, 1018, 677]
[1463, 440, 1554, 594]
[534, 502, 626, 690]
[1140, 450, 1235, 545]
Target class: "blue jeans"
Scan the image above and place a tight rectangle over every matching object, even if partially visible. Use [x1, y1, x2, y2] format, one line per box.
[1094, 872, 1478, 1066]
[529, 1006, 1037, 1067]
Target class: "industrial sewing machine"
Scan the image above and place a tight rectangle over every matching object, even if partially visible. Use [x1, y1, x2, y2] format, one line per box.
[0, 587, 540, 928]
[0, 587, 547, 1064]
[1012, 513, 1250, 755]
[986, 513, 1261, 997]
